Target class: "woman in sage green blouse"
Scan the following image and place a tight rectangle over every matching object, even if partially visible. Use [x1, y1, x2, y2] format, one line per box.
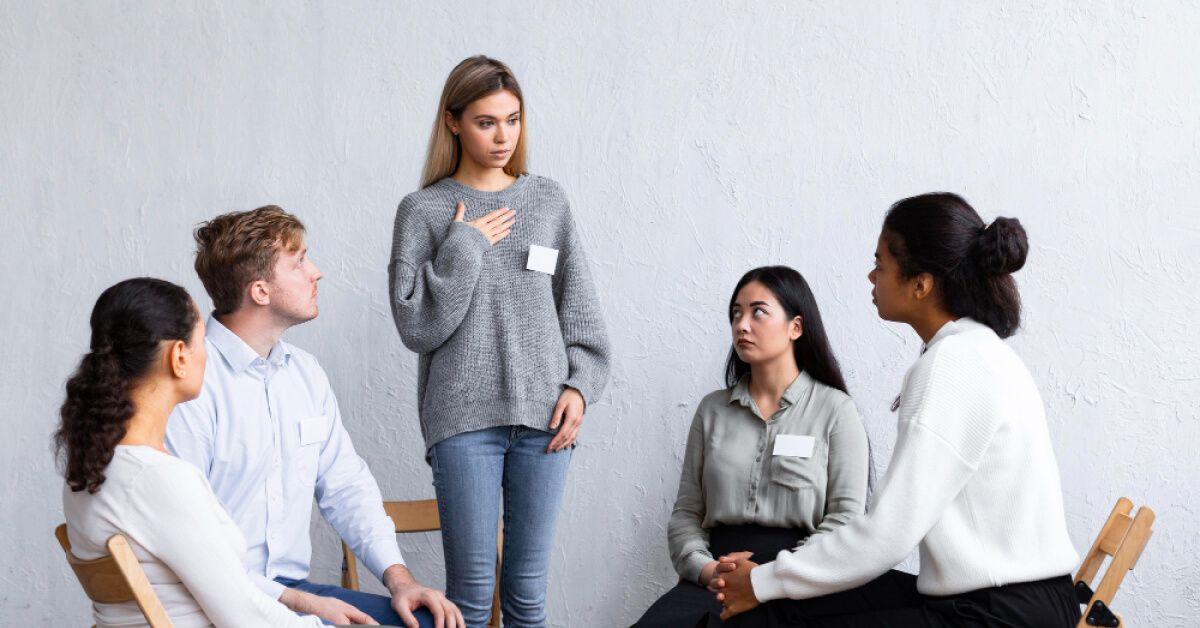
[633, 266, 910, 628]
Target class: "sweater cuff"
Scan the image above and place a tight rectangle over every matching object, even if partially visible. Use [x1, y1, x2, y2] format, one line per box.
[679, 549, 714, 584]
[749, 558, 789, 602]
[447, 220, 491, 253]
[562, 377, 599, 407]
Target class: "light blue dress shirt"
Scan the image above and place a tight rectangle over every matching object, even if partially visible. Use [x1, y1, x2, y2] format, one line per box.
[166, 317, 404, 600]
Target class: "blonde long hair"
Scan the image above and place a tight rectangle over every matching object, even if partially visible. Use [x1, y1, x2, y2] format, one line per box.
[421, 56, 529, 188]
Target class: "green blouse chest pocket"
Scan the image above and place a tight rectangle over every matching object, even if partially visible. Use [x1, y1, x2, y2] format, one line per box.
[769, 439, 827, 491]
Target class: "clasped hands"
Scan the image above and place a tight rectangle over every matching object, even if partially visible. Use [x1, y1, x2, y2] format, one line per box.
[700, 551, 760, 620]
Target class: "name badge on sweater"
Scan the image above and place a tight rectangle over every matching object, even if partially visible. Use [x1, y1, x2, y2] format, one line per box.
[526, 245, 559, 275]
[773, 434, 815, 458]
[299, 415, 327, 446]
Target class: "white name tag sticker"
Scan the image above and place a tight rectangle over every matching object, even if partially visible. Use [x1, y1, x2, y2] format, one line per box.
[299, 415, 327, 446]
[773, 434, 815, 458]
[526, 245, 559, 275]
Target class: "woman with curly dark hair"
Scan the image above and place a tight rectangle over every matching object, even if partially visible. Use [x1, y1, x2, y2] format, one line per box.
[57, 277, 322, 627]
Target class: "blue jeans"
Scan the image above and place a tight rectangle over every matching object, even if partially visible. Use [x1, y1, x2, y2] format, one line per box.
[275, 576, 435, 627]
[430, 426, 572, 628]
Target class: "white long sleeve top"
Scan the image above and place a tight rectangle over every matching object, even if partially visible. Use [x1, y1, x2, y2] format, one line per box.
[63, 445, 322, 627]
[751, 318, 1079, 601]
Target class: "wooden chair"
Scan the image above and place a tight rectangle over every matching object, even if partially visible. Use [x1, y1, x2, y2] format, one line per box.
[55, 523, 174, 628]
[1073, 497, 1155, 627]
[340, 499, 503, 628]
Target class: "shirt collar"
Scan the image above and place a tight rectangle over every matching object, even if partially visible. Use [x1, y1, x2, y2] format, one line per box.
[922, 316, 987, 353]
[728, 370, 815, 410]
[206, 315, 292, 374]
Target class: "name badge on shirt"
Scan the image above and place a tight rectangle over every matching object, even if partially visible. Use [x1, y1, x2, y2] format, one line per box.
[773, 434, 815, 458]
[299, 415, 327, 446]
[526, 245, 559, 275]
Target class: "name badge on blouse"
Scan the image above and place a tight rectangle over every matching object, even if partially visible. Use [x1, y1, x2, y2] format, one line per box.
[299, 415, 327, 446]
[773, 434, 815, 458]
[526, 245, 559, 275]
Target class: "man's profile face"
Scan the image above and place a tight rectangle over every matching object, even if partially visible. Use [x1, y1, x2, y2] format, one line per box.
[266, 239, 322, 325]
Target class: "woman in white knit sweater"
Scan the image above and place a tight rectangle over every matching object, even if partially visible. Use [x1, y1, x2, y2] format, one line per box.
[712, 193, 1080, 627]
[56, 278, 324, 628]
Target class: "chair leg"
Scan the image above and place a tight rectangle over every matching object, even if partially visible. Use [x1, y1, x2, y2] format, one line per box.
[341, 541, 360, 590]
[1082, 599, 1121, 627]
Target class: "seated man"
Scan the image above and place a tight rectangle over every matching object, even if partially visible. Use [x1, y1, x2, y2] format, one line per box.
[167, 205, 461, 628]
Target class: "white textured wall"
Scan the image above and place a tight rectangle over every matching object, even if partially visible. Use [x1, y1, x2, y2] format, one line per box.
[3, 2, 1198, 625]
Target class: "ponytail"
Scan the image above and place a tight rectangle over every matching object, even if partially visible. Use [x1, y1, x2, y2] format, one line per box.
[56, 349, 134, 493]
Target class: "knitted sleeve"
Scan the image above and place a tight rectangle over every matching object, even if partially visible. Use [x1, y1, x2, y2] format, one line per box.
[388, 196, 491, 354]
[551, 201, 611, 405]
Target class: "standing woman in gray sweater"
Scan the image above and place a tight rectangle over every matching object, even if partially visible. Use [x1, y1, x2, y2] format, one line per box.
[388, 56, 610, 628]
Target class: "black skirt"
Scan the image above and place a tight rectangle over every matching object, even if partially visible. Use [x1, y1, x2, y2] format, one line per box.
[632, 523, 1079, 628]
[725, 574, 1081, 628]
[630, 524, 810, 628]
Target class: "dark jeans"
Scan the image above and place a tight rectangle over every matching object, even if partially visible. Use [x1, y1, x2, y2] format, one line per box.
[275, 576, 435, 627]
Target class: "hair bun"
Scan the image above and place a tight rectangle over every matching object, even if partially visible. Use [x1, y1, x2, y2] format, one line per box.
[974, 217, 1028, 276]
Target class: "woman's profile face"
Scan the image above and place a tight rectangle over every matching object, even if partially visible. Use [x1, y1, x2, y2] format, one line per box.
[868, 233, 912, 322]
[448, 89, 521, 171]
[730, 281, 801, 368]
[180, 309, 207, 401]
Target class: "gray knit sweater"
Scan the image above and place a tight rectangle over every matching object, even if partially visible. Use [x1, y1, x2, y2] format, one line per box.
[388, 174, 611, 449]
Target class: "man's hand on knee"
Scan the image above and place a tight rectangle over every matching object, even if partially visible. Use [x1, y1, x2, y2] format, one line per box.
[384, 564, 464, 628]
[280, 587, 379, 625]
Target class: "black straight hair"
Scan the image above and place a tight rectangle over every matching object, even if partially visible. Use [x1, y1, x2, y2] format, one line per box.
[882, 193, 1029, 338]
[54, 277, 197, 493]
[724, 266, 848, 394]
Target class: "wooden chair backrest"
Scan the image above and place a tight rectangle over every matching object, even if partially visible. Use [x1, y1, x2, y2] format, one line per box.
[55, 523, 174, 628]
[384, 498, 442, 533]
[340, 499, 502, 628]
[1073, 497, 1155, 628]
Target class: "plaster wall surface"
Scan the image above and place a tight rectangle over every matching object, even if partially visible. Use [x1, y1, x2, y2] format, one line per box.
[2, 2, 1197, 625]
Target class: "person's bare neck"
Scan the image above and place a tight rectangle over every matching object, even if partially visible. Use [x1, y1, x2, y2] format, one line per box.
[216, 308, 288, 358]
[909, 308, 957, 345]
[453, 159, 516, 192]
[748, 357, 801, 405]
[119, 380, 175, 453]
